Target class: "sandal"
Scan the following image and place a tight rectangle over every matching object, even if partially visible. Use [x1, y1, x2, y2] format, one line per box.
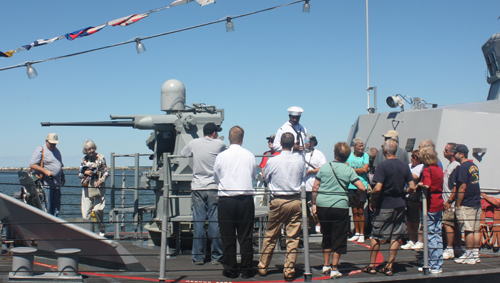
[378, 265, 393, 276]
[361, 265, 377, 274]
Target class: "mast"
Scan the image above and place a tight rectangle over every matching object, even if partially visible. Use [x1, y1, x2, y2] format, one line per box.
[366, 0, 377, 113]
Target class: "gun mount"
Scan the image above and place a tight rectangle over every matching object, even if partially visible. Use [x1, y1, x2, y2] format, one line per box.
[41, 79, 224, 244]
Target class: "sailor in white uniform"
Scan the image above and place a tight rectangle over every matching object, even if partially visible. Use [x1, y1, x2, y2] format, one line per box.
[273, 106, 308, 153]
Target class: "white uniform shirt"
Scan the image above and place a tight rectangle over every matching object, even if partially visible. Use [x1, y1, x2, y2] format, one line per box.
[214, 144, 256, 197]
[264, 151, 306, 196]
[273, 121, 307, 152]
[304, 149, 327, 192]
[443, 160, 460, 203]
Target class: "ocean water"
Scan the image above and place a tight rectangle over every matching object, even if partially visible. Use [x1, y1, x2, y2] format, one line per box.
[0, 170, 156, 233]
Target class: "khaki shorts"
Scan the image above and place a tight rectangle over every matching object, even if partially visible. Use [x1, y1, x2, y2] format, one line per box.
[442, 209, 456, 227]
[456, 206, 481, 232]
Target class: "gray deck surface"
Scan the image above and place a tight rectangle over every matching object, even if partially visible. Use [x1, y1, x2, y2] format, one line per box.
[1, 233, 499, 283]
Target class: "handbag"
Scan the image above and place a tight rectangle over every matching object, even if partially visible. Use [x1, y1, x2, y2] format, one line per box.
[329, 162, 357, 208]
[88, 187, 101, 198]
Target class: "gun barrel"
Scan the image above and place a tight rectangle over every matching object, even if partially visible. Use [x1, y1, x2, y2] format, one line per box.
[110, 115, 137, 120]
[41, 121, 135, 127]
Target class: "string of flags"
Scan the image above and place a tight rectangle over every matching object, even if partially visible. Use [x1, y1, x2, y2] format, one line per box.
[0, 0, 214, 59]
[0, 0, 309, 78]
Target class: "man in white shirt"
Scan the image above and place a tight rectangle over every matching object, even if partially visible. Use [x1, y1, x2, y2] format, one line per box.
[304, 135, 326, 234]
[441, 142, 462, 259]
[257, 132, 306, 282]
[214, 126, 256, 279]
[181, 122, 226, 265]
[273, 106, 308, 153]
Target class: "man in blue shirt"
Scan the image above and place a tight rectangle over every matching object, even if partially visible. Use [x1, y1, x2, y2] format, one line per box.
[451, 144, 481, 265]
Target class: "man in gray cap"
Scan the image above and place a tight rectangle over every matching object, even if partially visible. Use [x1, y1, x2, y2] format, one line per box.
[30, 133, 66, 216]
[372, 130, 410, 168]
[181, 122, 227, 265]
[273, 106, 308, 153]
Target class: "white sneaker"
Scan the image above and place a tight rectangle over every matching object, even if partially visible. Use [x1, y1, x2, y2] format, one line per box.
[357, 235, 365, 243]
[443, 248, 454, 259]
[348, 234, 360, 242]
[401, 240, 415, 250]
[418, 267, 442, 274]
[330, 269, 342, 279]
[454, 253, 469, 264]
[463, 257, 478, 265]
[99, 232, 106, 237]
[412, 242, 424, 250]
[322, 265, 332, 274]
[473, 254, 481, 263]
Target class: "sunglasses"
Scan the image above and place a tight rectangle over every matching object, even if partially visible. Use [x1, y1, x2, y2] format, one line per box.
[411, 155, 418, 159]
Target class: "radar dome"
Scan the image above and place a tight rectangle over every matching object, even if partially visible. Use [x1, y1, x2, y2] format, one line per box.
[161, 79, 186, 112]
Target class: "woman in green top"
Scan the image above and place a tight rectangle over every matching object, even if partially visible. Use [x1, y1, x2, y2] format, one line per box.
[312, 142, 366, 279]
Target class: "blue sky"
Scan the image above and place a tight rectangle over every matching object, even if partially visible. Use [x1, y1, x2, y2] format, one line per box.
[1, 0, 499, 167]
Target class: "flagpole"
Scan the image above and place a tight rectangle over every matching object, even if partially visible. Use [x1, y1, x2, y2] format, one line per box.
[366, 0, 370, 113]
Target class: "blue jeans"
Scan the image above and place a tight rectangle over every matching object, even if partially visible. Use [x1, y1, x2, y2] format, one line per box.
[428, 210, 443, 271]
[48, 188, 61, 217]
[191, 190, 222, 263]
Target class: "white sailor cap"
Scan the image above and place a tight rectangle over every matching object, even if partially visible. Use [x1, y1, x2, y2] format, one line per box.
[287, 106, 304, 116]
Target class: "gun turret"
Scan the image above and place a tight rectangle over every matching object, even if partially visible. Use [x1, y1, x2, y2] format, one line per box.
[41, 80, 224, 242]
[39, 79, 225, 245]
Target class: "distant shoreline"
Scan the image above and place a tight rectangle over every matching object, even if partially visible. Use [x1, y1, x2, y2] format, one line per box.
[0, 167, 145, 172]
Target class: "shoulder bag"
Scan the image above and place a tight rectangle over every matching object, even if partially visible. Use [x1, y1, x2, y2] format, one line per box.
[329, 162, 357, 208]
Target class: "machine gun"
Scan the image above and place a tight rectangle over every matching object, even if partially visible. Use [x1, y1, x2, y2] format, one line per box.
[42, 79, 225, 244]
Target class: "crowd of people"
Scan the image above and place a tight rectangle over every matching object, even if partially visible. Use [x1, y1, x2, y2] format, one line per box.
[28, 105, 494, 281]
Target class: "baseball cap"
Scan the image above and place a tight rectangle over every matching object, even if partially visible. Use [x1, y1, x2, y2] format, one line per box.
[46, 133, 59, 144]
[266, 135, 276, 142]
[203, 122, 222, 135]
[450, 144, 469, 154]
[382, 130, 398, 139]
[307, 134, 318, 145]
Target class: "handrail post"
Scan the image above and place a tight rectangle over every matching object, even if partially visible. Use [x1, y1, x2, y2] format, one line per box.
[133, 153, 140, 238]
[110, 152, 119, 240]
[422, 187, 429, 275]
[159, 152, 171, 281]
[301, 185, 312, 281]
[121, 172, 126, 232]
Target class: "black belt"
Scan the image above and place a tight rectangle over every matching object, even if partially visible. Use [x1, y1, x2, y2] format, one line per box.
[271, 193, 300, 200]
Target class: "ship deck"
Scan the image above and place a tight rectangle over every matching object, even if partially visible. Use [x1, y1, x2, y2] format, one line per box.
[1, 233, 499, 283]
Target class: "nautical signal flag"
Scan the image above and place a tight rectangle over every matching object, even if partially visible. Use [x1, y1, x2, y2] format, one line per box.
[65, 24, 107, 41]
[108, 13, 149, 27]
[22, 37, 61, 51]
[196, 0, 215, 6]
[170, 0, 215, 7]
[0, 50, 14, 58]
[170, 0, 193, 6]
